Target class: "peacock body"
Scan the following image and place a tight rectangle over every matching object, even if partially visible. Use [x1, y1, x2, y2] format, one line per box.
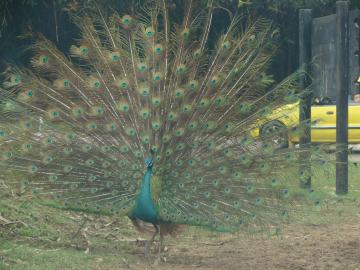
[0, 0, 331, 250]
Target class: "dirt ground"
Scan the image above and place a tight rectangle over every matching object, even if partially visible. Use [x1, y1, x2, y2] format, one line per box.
[127, 219, 360, 270]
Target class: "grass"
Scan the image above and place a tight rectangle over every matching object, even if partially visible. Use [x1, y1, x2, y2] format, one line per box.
[0, 163, 360, 269]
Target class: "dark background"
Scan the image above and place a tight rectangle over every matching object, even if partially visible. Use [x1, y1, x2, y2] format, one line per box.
[0, 0, 359, 82]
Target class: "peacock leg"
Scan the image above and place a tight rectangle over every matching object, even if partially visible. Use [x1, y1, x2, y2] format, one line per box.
[158, 227, 164, 259]
[145, 224, 159, 257]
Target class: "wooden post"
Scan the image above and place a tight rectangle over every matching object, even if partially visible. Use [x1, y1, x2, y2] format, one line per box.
[335, 1, 349, 195]
[299, 9, 312, 188]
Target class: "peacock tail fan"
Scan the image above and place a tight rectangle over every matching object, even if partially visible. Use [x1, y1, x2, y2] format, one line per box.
[0, 0, 334, 233]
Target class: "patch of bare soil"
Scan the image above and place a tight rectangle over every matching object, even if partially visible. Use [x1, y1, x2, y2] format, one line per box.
[128, 220, 360, 270]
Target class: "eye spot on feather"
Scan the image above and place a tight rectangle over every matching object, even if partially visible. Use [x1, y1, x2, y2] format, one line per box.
[63, 79, 70, 87]
[82, 144, 92, 152]
[151, 120, 161, 130]
[193, 49, 202, 58]
[202, 159, 211, 167]
[255, 197, 263, 205]
[211, 203, 218, 210]
[126, 127, 136, 136]
[162, 134, 171, 143]
[153, 72, 162, 82]
[154, 44, 163, 54]
[0, 130, 8, 139]
[145, 27, 155, 38]
[203, 191, 211, 198]
[22, 142, 33, 151]
[175, 128, 184, 137]
[176, 143, 185, 151]
[80, 46, 89, 56]
[221, 40, 231, 51]
[139, 108, 150, 119]
[43, 155, 53, 165]
[63, 147, 73, 155]
[199, 98, 210, 108]
[215, 96, 226, 106]
[233, 201, 241, 208]
[209, 76, 220, 87]
[182, 104, 192, 113]
[40, 55, 49, 64]
[181, 28, 190, 39]
[174, 88, 184, 98]
[119, 79, 129, 90]
[165, 148, 173, 156]
[120, 145, 129, 153]
[137, 62, 148, 72]
[117, 101, 130, 113]
[232, 172, 242, 180]
[271, 178, 278, 187]
[188, 80, 199, 91]
[187, 121, 197, 130]
[49, 175, 58, 182]
[212, 179, 220, 188]
[85, 159, 95, 167]
[239, 102, 252, 114]
[111, 54, 120, 62]
[246, 185, 255, 193]
[102, 161, 111, 168]
[23, 121, 33, 129]
[87, 122, 97, 130]
[63, 165, 73, 173]
[191, 142, 199, 149]
[176, 159, 183, 166]
[176, 64, 187, 74]
[72, 107, 84, 117]
[13, 74, 22, 85]
[28, 165, 38, 173]
[281, 189, 289, 198]
[151, 97, 161, 106]
[121, 15, 133, 27]
[188, 159, 196, 166]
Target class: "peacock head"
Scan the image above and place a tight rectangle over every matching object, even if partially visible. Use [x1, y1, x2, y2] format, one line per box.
[145, 157, 153, 169]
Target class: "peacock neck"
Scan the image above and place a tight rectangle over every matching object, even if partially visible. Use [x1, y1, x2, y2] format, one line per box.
[130, 166, 159, 223]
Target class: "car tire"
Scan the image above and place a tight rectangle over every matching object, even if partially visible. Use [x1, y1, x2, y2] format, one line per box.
[260, 121, 289, 149]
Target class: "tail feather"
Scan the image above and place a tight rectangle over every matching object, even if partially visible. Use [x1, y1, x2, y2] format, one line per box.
[0, 0, 336, 233]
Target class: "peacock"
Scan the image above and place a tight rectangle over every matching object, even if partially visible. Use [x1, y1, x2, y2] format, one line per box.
[0, 0, 332, 256]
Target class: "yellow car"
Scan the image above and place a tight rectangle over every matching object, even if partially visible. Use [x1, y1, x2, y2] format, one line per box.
[251, 99, 360, 148]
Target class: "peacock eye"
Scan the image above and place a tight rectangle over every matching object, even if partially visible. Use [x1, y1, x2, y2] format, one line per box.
[40, 55, 49, 63]
[153, 73, 162, 81]
[81, 47, 89, 55]
[14, 75, 22, 84]
[121, 14, 133, 26]
[138, 63, 147, 72]
[176, 64, 186, 74]
[193, 49, 201, 58]
[93, 81, 100, 88]
[121, 82, 128, 89]
[154, 44, 163, 54]
[222, 41, 231, 50]
[112, 55, 119, 62]
[145, 27, 155, 37]
[181, 28, 190, 38]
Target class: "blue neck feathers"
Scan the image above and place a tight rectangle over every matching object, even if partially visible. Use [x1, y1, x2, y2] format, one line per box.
[130, 159, 159, 223]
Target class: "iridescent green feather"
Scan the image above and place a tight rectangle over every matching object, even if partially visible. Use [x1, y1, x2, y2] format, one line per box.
[0, 0, 335, 234]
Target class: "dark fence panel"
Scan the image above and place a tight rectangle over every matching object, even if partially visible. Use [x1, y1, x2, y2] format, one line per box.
[311, 9, 359, 99]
